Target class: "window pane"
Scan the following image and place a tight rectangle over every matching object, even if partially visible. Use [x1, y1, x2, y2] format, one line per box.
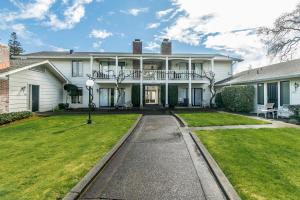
[257, 83, 264, 105]
[78, 62, 83, 77]
[72, 61, 77, 77]
[280, 81, 290, 106]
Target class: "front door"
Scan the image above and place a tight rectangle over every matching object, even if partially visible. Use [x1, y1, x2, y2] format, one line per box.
[267, 82, 278, 108]
[192, 88, 203, 106]
[99, 88, 109, 107]
[31, 85, 39, 112]
[144, 86, 159, 105]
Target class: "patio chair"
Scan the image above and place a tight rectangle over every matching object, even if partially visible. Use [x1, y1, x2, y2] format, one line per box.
[257, 103, 276, 118]
[277, 104, 294, 118]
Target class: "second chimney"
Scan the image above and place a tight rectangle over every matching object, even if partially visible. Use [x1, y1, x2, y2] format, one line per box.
[0, 45, 10, 70]
[161, 39, 172, 55]
[132, 39, 142, 54]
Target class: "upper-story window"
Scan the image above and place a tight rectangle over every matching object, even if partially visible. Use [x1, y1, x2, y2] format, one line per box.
[192, 63, 203, 75]
[72, 61, 83, 77]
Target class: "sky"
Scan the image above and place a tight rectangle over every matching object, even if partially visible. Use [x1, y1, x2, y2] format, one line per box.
[0, 0, 299, 72]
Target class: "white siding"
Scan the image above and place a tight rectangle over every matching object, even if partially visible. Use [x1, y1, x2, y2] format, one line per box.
[9, 67, 63, 112]
[290, 78, 300, 105]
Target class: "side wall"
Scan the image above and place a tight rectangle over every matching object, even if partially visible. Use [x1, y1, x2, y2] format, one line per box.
[9, 67, 63, 112]
[0, 79, 9, 113]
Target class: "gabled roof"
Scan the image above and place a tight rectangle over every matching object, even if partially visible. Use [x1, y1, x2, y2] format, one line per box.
[16, 51, 243, 62]
[216, 58, 300, 86]
[0, 59, 69, 83]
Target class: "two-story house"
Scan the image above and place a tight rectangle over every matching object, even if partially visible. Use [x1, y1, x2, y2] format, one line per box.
[0, 40, 241, 113]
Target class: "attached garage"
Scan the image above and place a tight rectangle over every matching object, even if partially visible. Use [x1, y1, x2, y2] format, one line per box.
[0, 59, 69, 113]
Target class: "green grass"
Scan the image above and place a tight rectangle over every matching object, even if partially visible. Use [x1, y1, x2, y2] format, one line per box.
[177, 112, 268, 127]
[196, 128, 300, 200]
[0, 114, 139, 200]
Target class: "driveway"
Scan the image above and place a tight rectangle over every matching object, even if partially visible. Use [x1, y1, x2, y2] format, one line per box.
[79, 115, 226, 200]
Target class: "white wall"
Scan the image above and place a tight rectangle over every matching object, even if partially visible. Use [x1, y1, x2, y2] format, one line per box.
[290, 78, 300, 105]
[9, 67, 63, 112]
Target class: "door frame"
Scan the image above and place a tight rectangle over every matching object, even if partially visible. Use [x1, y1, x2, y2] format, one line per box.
[267, 82, 278, 108]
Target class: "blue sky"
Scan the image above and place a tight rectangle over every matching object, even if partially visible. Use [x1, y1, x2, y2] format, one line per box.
[0, 0, 299, 72]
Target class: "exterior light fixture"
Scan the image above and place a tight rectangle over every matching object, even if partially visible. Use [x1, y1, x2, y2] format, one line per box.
[295, 82, 299, 91]
[86, 79, 95, 124]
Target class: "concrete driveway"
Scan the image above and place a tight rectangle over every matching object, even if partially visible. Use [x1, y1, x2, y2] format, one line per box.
[79, 115, 226, 200]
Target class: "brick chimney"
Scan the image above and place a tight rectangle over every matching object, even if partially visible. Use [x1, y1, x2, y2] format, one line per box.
[0, 45, 10, 70]
[132, 39, 142, 54]
[161, 39, 172, 55]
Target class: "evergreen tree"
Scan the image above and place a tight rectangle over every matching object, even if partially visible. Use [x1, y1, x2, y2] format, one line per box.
[8, 32, 24, 57]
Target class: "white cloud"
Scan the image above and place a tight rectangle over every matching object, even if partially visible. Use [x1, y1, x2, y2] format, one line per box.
[122, 8, 148, 16]
[156, 8, 174, 18]
[11, 23, 44, 46]
[49, 45, 68, 52]
[159, 0, 299, 72]
[46, 0, 93, 30]
[144, 42, 160, 52]
[147, 23, 160, 29]
[89, 29, 112, 39]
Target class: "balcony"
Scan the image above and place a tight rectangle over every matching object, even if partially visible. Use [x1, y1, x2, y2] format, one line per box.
[92, 69, 204, 81]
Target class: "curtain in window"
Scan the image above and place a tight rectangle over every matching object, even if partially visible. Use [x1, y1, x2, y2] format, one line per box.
[280, 81, 290, 106]
[257, 83, 264, 105]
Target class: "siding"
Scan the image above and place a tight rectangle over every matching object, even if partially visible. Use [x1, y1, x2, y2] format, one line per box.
[9, 67, 63, 112]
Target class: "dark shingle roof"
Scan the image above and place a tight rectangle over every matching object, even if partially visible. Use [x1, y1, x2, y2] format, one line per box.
[217, 58, 300, 85]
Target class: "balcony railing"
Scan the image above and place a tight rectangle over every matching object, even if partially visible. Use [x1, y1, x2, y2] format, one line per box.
[92, 70, 204, 80]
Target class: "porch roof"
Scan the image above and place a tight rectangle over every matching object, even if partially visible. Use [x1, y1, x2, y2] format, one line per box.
[216, 58, 300, 86]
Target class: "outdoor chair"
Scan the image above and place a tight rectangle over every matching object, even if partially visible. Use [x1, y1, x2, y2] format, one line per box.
[257, 103, 277, 118]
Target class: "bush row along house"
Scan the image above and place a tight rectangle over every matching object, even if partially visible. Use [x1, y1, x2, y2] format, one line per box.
[0, 40, 241, 113]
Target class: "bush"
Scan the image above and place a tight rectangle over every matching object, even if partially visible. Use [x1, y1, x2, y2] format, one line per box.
[58, 103, 69, 110]
[131, 84, 140, 107]
[221, 85, 255, 112]
[288, 105, 300, 119]
[215, 92, 223, 108]
[0, 111, 32, 125]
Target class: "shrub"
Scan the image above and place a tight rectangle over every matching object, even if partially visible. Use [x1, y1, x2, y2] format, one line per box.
[0, 111, 32, 125]
[221, 85, 255, 112]
[58, 103, 69, 110]
[288, 105, 300, 118]
[131, 84, 140, 107]
[215, 92, 223, 108]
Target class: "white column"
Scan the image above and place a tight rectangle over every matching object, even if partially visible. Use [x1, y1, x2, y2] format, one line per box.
[278, 81, 281, 107]
[165, 57, 169, 108]
[264, 82, 268, 105]
[115, 56, 118, 76]
[188, 57, 192, 107]
[211, 58, 215, 72]
[140, 57, 143, 108]
[90, 56, 93, 76]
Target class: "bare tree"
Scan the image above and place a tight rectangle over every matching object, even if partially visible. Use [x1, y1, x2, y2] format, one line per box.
[93, 69, 137, 108]
[203, 71, 216, 108]
[258, 3, 300, 60]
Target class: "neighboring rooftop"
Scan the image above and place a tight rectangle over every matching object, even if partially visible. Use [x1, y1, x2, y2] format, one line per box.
[0, 59, 44, 73]
[217, 58, 300, 85]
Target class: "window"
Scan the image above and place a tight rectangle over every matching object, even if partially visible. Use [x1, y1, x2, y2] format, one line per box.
[280, 81, 290, 106]
[72, 61, 83, 77]
[257, 83, 264, 105]
[71, 88, 83, 104]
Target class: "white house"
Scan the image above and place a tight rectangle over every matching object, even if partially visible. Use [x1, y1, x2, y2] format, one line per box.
[217, 59, 300, 115]
[0, 40, 241, 113]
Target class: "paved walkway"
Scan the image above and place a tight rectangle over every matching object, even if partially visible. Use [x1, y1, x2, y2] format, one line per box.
[79, 115, 226, 200]
[189, 117, 299, 131]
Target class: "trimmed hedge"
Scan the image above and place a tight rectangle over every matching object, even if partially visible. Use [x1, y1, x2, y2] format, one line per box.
[131, 84, 140, 107]
[220, 85, 255, 112]
[0, 111, 32, 125]
[215, 92, 224, 108]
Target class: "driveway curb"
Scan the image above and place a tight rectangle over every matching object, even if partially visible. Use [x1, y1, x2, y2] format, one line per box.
[63, 114, 143, 200]
[170, 111, 187, 127]
[189, 132, 241, 200]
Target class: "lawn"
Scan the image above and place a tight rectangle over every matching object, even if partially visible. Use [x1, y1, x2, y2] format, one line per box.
[196, 128, 300, 200]
[0, 114, 139, 200]
[177, 111, 268, 127]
